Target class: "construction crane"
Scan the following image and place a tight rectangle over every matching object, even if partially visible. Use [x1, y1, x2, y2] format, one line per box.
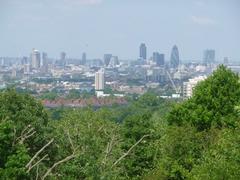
[166, 70, 181, 95]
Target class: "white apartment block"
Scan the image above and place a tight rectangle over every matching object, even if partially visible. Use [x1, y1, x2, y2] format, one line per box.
[183, 76, 207, 98]
[95, 69, 105, 91]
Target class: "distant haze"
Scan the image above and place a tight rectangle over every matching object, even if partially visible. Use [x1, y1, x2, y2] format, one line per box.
[0, 0, 239, 61]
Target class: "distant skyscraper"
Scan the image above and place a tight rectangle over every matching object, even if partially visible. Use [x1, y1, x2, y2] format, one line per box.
[21, 56, 28, 65]
[108, 56, 119, 67]
[153, 52, 165, 66]
[140, 43, 147, 60]
[0, 58, 4, 66]
[103, 54, 112, 66]
[41, 52, 48, 73]
[95, 69, 105, 90]
[60, 52, 66, 60]
[31, 49, 41, 69]
[42, 52, 48, 66]
[170, 45, 180, 68]
[223, 57, 229, 65]
[203, 49, 215, 64]
[82, 52, 87, 65]
[60, 52, 66, 66]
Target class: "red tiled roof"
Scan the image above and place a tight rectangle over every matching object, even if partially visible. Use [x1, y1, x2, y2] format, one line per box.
[42, 97, 127, 108]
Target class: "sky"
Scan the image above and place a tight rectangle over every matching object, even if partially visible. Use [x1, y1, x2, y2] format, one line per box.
[0, 0, 239, 61]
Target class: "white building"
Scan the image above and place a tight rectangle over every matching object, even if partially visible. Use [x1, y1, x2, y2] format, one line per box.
[31, 49, 41, 69]
[95, 69, 105, 91]
[183, 76, 207, 98]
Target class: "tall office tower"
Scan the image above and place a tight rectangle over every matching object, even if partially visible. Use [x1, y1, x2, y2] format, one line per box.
[82, 52, 87, 65]
[41, 52, 48, 73]
[60, 52, 66, 66]
[103, 54, 112, 66]
[153, 52, 165, 66]
[223, 57, 229, 65]
[31, 49, 41, 69]
[170, 45, 180, 68]
[95, 69, 105, 91]
[21, 56, 28, 65]
[203, 49, 215, 64]
[140, 43, 147, 60]
[108, 56, 119, 67]
[41, 52, 48, 66]
[0, 58, 4, 66]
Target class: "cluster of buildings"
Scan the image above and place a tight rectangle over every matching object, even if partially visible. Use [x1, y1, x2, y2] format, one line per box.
[0, 43, 237, 100]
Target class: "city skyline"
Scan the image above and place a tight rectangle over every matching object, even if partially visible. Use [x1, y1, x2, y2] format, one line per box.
[1, 0, 239, 61]
[0, 45, 233, 64]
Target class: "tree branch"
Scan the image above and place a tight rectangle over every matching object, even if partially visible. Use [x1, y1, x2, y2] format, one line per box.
[111, 134, 150, 167]
[26, 139, 54, 169]
[27, 154, 48, 173]
[41, 153, 76, 180]
[102, 135, 115, 165]
[35, 164, 39, 180]
[66, 130, 75, 152]
[16, 125, 36, 144]
[41, 130, 79, 179]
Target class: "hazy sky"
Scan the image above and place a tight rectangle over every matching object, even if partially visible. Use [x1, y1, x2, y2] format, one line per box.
[0, 0, 239, 61]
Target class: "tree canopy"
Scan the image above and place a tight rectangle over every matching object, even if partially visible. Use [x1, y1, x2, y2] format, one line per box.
[168, 65, 240, 130]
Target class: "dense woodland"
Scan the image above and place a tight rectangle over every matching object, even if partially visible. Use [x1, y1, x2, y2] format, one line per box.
[0, 65, 240, 179]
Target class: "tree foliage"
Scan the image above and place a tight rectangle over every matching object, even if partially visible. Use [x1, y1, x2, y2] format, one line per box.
[168, 65, 240, 130]
[189, 122, 240, 180]
[0, 89, 49, 179]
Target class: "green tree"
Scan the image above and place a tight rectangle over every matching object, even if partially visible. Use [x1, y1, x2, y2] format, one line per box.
[121, 112, 156, 179]
[66, 89, 80, 99]
[168, 65, 240, 130]
[189, 122, 240, 180]
[50, 108, 124, 179]
[0, 89, 49, 179]
[148, 125, 218, 179]
[40, 91, 58, 100]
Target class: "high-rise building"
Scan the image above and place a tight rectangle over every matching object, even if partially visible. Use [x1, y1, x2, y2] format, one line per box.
[21, 56, 28, 65]
[60, 52, 66, 60]
[41, 52, 48, 73]
[153, 52, 165, 66]
[203, 49, 215, 64]
[82, 52, 87, 65]
[158, 54, 165, 66]
[95, 69, 105, 91]
[140, 43, 147, 60]
[103, 54, 112, 66]
[42, 52, 48, 66]
[170, 45, 180, 68]
[108, 56, 119, 67]
[0, 58, 4, 66]
[31, 49, 41, 69]
[223, 57, 229, 65]
[60, 52, 66, 66]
